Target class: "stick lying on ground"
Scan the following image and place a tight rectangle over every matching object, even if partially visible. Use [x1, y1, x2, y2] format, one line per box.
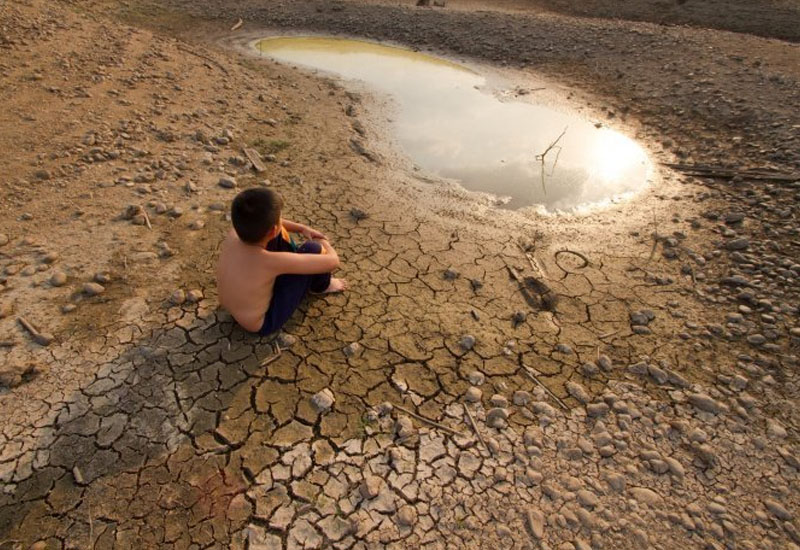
[393, 403, 464, 437]
[259, 344, 282, 366]
[663, 163, 800, 182]
[17, 316, 53, 346]
[462, 403, 491, 455]
[520, 363, 568, 410]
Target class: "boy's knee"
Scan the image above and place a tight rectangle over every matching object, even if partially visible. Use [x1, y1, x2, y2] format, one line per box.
[298, 241, 322, 254]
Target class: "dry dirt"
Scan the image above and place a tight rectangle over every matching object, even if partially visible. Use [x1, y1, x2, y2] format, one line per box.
[0, 0, 799, 549]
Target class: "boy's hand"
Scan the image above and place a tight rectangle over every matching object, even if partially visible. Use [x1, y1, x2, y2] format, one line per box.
[302, 226, 328, 241]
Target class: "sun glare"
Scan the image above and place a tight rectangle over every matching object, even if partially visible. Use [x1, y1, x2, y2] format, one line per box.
[590, 129, 646, 182]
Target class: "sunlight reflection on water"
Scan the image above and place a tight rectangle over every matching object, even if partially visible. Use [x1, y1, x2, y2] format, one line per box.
[255, 36, 651, 211]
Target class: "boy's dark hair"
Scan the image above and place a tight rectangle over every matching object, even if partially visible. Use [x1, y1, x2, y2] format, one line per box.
[231, 188, 283, 243]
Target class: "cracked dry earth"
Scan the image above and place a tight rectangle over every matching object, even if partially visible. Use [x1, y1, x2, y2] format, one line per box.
[2, 0, 800, 549]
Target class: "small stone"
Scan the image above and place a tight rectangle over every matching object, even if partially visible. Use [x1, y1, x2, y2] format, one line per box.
[576, 490, 599, 509]
[276, 333, 296, 348]
[566, 381, 591, 404]
[219, 176, 237, 189]
[311, 388, 335, 413]
[486, 408, 509, 429]
[189, 219, 205, 230]
[513, 390, 531, 406]
[349, 207, 368, 221]
[766, 418, 787, 439]
[443, 268, 459, 280]
[395, 415, 415, 439]
[764, 499, 793, 521]
[580, 362, 599, 377]
[496, 524, 513, 538]
[526, 509, 545, 539]
[0, 234, 8, 247]
[597, 355, 612, 370]
[94, 272, 111, 284]
[725, 238, 750, 251]
[459, 335, 476, 351]
[605, 473, 626, 492]
[50, 271, 67, 287]
[630, 487, 663, 507]
[41, 252, 58, 264]
[122, 204, 143, 219]
[687, 392, 724, 414]
[170, 289, 186, 305]
[73, 466, 86, 486]
[83, 282, 105, 296]
[587, 403, 609, 417]
[186, 289, 203, 303]
[468, 370, 485, 385]
[464, 387, 482, 403]
[396, 505, 417, 527]
[489, 394, 508, 407]
[343, 342, 361, 357]
[360, 475, 381, 500]
[61, 304, 77, 314]
[630, 311, 650, 326]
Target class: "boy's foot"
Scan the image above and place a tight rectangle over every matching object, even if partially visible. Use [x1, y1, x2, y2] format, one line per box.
[313, 278, 348, 294]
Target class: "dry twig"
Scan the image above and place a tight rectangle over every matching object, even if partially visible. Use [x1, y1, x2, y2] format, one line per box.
[259, 344, 282, 366]
[663, 163, 799, 182]
[462, 403, 490, 455]
[393, 404, 464, 437]
[535, 126, 567, 194]
[177, 44, 229, 75]
[142, 208, 152, 230]
[520, 364, 568, 410]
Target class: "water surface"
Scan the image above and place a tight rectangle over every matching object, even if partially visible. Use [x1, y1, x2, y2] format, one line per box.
[256, 36, 651, 211]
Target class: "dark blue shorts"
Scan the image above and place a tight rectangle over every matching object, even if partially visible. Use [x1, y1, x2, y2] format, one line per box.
[258, 234, 331, 336]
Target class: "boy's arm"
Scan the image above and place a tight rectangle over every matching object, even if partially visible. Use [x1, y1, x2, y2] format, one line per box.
[270, 243, 340, 275]
[282, 219, 328, 240]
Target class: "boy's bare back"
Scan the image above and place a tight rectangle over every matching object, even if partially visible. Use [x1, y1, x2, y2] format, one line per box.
[217, 227, 347, 333]
[217, 230, 279, 332]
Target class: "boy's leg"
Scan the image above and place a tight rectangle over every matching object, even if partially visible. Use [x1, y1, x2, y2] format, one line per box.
[296, 241, 332, 293]
[259, 240, 331, 335]
[259, 273, 310, 335]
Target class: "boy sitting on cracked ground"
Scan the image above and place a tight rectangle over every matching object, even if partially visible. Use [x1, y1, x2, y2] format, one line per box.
[216, 188, 347, 336]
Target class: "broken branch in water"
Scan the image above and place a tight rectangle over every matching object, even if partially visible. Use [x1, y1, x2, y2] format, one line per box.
[535, 126, 568, 195]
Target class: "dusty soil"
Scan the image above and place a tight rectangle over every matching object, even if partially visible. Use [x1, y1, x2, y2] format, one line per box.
[0, 0, 798, 549]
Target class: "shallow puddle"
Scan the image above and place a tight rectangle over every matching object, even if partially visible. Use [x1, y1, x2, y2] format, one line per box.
[255, 36, 651, 211]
